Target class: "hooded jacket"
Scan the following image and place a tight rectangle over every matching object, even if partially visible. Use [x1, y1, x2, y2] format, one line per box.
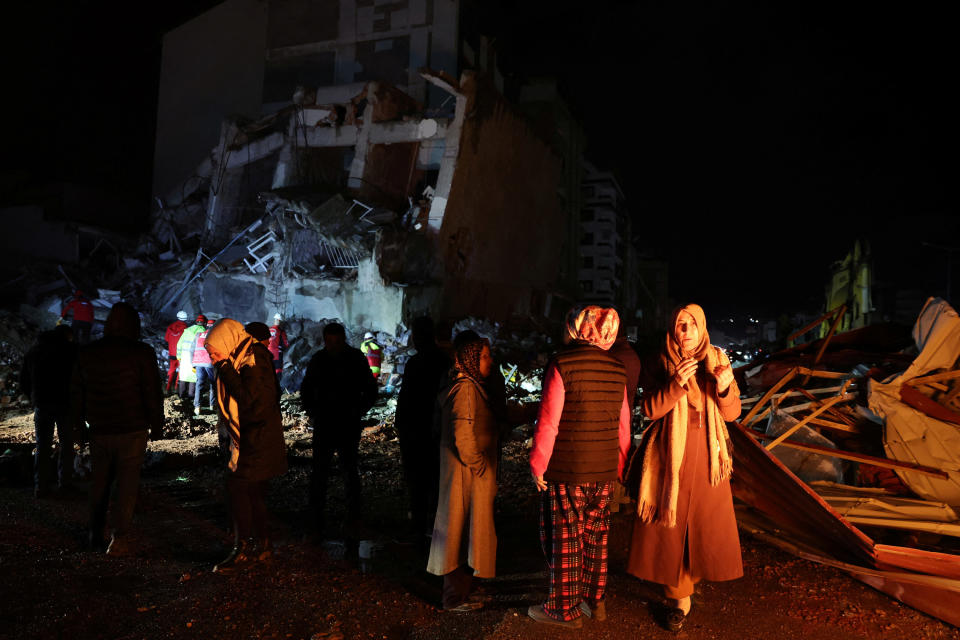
[71, 302, 164, 437]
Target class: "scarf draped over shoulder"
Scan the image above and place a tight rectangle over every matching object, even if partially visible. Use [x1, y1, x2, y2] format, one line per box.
[636, 303, 733, 527]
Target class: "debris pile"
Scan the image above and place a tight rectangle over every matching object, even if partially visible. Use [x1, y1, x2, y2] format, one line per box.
[731, 296, 960, 627]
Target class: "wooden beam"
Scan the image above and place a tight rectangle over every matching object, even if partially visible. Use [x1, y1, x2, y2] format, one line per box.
[742, 367, 798, 427]
[905, 369, 960, 387]
[748, 429, 950, 479]
[765, 391, 853, 451]
[796, 366, 850, 380]
[802, 305, 846, 385]
[797, 387, 856, 425]
[806, 416, 862, 434]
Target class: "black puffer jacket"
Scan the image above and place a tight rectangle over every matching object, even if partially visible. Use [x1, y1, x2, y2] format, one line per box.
[71, 302, 164, 438]
[21, 327, 78, 408]
[215, 342, 287, 481]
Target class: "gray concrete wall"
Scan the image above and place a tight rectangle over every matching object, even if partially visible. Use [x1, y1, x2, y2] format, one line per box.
[153, 0, 268, 201]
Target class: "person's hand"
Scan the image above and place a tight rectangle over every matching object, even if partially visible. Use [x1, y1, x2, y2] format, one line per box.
[674, 357, 698, 387]
[713, 364, 734, 393]
[532, 472, 547, 492]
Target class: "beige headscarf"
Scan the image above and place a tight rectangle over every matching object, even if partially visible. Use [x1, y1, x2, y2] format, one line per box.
[565, 305, 620, 350]
[204, 318, 257, 472]
[637, 303, 733, 527]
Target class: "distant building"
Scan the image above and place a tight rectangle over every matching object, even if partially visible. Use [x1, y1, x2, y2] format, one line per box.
[822, 239, 873, 335]
[578, 161, 628, 306]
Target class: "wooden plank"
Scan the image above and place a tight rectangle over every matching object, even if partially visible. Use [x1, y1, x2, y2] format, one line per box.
[748, 428, 949, 478]
[787, 307, 842, 344]
[802, 304, 846, 385]
[796, 366, 850, 380]
[741, 367, 798, 427]
[905, 369, 960, 386]
[797, 387, 856, 425]
[741, 385, 844, 406]
[764, 391, 852, 451]
[807, 416, 862, 434]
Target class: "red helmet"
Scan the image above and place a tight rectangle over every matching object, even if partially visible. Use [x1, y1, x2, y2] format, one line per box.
[206, 318, 215, 327]
[195, 314, 207, 324]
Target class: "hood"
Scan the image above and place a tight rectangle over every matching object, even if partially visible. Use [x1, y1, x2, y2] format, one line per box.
[103, 302, 141, 340]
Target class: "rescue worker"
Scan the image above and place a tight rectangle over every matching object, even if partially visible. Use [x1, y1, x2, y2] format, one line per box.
[60, 289, 95, 344]
[164, 310, 189, 394]
[192, 317, 217, 416]
[20, 324, 79, 497]
[176, 314, 207, 403]
[268, 313, 289, 377]
[360, 331, 382, 381]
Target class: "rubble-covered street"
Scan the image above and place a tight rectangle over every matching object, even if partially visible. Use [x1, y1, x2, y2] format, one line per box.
[3, 410, 960, 640]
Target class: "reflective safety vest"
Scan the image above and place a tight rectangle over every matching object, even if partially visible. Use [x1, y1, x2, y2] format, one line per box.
[360, 339, 382, 378]
[192, 329, 212, 366]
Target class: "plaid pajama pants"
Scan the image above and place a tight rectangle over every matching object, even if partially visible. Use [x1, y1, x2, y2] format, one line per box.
[539, 481, 613, 621]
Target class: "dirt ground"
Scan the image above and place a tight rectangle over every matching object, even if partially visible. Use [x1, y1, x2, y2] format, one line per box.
[2, 400, 959, 640]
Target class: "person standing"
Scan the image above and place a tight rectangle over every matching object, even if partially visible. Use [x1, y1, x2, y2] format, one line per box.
[20, 325, 78, 497]
[71, 302, 164, 555]
[528, 305, 631, 629]
[176, 314, 206, 403]
[299, 323, 377, 534]
[426, 331, 500, 612]
[268, 313, 289, 377]
[192, 317, 216, 416]
[60, 289, 95, 344]
[163, 310, 189, 394]
[626, 303, 742, 632]
[360, 332, 382, 381]
[395, 316, 451, 538]
[204, 319, 288, 572]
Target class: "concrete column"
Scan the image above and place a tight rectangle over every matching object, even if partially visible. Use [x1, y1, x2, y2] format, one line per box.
[347, 83, 378, 189]
[203, 120, 244, 246]
[425, 72, 468, 232]
[271, 115, 299, 189]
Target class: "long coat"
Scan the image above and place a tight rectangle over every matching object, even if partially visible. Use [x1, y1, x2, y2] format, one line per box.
[217, 343, 288, 482]
[426, 374, 499, 578]
[626, 365, 743, 587]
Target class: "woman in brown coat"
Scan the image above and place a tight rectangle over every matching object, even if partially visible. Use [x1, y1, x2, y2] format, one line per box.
[426, 331, 499, 612]
[627, 304, 742, 631]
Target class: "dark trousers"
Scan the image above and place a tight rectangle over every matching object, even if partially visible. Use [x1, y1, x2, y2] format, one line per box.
[89, 431, 148, 543]
[72, 320, 92, 345]
[194, 366, 216, 408]
[310, 429, 362, 531]
[227, 476, 269, 542]
[177, 380, 195, 401]
[442, 565, 474, 609]
[166, 357, 179, 392]
[398, 429, 439, 535]
[34, 405, 73, 491]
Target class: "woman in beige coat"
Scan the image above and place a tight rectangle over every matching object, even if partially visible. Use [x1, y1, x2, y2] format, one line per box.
[426, 331, 499, 612]
[627, 304, 742, 631]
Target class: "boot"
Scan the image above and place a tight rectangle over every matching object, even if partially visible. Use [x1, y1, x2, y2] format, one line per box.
[213, 539, 255, 573]
[255, 537, 273, 562]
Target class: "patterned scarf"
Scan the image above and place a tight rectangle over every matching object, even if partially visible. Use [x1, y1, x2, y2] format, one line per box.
[637, 304, 733, 527]
[204, 318, 257, 473]
[453, 331, 489, 385]
[565, 305, 620, 350]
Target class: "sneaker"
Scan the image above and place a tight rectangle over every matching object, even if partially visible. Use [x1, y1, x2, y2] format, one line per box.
[579, 599, 607, 621]
[527, 604, 582, 628]
[194, 407, 201, 417]
[105, 535, 134, 557]
[662, 606, 687, 632]
[213, 541, 255, 573]
[444, 600, 483, 612]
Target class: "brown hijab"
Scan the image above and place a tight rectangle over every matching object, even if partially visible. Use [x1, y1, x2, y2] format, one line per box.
[664, 303, 710, 410]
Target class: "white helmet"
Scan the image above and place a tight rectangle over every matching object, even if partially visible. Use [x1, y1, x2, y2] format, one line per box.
[176, 310, 188, 321]
[273, 313, 283, 322]
[363, 331, 375, 340]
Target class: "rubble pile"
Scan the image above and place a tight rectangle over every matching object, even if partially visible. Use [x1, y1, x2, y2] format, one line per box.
[730, 296, 960, 626]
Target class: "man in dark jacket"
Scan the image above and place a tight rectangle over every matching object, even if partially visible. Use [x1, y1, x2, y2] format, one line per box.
[394, 316, 451, 537]
[72, 301, 164, 554]
[21, 324, 78, 497]
[300, 322, 377, 534]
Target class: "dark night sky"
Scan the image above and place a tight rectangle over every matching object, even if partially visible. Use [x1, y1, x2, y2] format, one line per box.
[3, 1, 957, 318]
